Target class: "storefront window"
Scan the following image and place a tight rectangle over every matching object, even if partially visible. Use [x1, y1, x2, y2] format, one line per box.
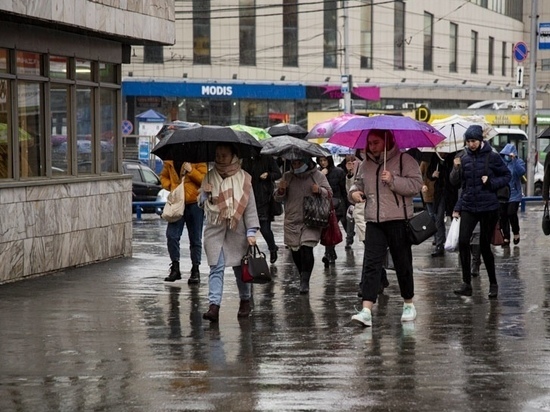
[99, 62, 117, 83]
[76, 86, 93, 174]
[51, 84, 69, 175]
[76, 59, 92, 81]
[49, 56, 68, 79]
[100, 88, 116, 172]
[18, 81, 43, 177]
[16, 51, 41, 76]
[241, 100, 268, 128]
[0, 78, 10, 178]
[0, 48, 8, 73]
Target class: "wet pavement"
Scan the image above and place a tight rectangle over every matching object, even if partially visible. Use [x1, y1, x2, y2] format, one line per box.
[2, 204, 550, 411]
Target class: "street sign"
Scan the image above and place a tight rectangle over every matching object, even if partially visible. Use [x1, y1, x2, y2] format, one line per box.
[513, 42, 528, 62]
[516, 65, 524, 87]
[122, 119, 133, 135]
[340, 74, 350, 94]
[540, 22, 550, 50]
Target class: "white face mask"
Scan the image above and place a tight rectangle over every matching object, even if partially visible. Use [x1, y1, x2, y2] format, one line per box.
[293, 163, 308, 174]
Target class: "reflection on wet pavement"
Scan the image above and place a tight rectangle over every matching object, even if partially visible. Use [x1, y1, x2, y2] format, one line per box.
[1, 207, 550, 411]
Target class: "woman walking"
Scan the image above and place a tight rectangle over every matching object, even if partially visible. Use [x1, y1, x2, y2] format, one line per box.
[452, 125, 511, 299]
[200, 143, 260, 322]
[274, 157, 332, 294]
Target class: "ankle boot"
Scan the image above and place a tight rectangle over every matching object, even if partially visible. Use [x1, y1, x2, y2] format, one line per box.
[470, 244, 481, 277]
[164, 261, 181, 282]
[188, 264, 200, 284]
[202, 304, 220, 322]
[299, 272, 311, 294]
[237, 300, 251, 317]
[270, 246, 279, 264]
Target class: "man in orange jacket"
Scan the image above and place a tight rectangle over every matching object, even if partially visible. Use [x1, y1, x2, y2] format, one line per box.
[160, 160, 207, 283]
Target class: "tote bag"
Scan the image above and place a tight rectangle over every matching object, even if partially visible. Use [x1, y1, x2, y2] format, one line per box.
[161, 182, 185, 223]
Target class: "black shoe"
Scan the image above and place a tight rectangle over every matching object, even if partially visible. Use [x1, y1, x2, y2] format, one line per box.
[513, 235, 520, 245]
[431, 248, 444, 257]
[345, 243, 352, 251]
[322, 256, 330, 268]
[270, 247, 278, 264]
[164, 262, 181, 282]
[188, 264, 200, 284]
[488, 283, 498, 299]
[454, 283, 473, 296]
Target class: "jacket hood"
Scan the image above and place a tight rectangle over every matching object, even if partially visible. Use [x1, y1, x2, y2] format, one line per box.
[500, 143, 518, 157]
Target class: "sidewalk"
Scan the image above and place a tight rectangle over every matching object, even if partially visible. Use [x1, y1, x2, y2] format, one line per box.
[1, 205, 549, 411]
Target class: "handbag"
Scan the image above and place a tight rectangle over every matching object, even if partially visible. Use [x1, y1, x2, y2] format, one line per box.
[491, 220, 505, 246]
[270, 196, 284, 217]
[161, 182, 185, 223]
[542, 203, 550, 236]
[241, 245, 272, 284]
[444, 217, 460, 252]
[405, 209, 438, 245]
[321, 206, 343, 246]
[303, 195, 331, 228]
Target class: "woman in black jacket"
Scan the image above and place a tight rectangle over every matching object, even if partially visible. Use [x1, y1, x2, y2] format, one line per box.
[242, 154, 283, 263]
[452, 125, 511, 299]
[317, 155, 347, 267]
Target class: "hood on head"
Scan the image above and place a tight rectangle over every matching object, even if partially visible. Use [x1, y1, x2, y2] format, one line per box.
[499, 143, 518, 157]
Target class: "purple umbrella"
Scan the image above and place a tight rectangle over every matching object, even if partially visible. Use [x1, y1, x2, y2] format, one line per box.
[328, 115, 445, 150]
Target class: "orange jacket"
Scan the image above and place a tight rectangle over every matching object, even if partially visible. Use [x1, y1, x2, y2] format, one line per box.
[160, 161, 207, 204]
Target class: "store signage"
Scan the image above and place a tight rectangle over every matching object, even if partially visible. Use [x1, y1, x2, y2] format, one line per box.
[540, 22, 550, 50]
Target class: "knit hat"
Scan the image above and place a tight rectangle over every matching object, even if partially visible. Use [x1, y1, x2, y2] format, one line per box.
[464, 125, 484, 141]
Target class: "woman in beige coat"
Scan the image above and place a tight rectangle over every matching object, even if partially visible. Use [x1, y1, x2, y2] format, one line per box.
[274, 158, 332, 294]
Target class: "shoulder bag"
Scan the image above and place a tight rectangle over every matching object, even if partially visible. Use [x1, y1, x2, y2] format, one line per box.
[303, 176, 331, 228]
[320, 203, 343, 246]
[491, 219, 505, 246]
[161, 181, 185, 222]
[241, 245, 272, 284]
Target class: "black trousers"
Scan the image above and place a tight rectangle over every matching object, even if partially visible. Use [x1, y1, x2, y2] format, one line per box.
[499, 201, 520, 240]
[458, 210, 499, 285]
[361, 220, 414, 303]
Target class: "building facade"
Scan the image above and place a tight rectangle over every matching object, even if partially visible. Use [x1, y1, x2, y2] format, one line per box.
[0, 1, 175, 283]
[122, 0, 550, 130]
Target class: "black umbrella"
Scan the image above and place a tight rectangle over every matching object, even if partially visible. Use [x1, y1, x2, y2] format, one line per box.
[151, 125, 262, 162]
[155, 120, 201, 140]
[266, 123, 308, 139]
[260, 134, 331, 160]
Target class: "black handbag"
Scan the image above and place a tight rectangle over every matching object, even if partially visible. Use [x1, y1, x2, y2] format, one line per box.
[543, 203, 550, 236]
[405, 209, 437, 245]
[270, 196, 283, 217]
[241, 245, 272, 284]
[303, 195, 331, 228]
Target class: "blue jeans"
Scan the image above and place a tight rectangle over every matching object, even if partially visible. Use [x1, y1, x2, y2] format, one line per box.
[166, 202, 204, 265]
[208, 249, 251, 306]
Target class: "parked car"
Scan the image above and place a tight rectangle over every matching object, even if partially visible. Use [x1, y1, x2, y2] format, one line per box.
[123, 159, 165, 213]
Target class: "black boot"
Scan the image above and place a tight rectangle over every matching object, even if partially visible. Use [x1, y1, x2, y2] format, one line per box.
[270, 246, 279, 264]
[470, 244, 481, 277]
[188, 264, 200, 284]
[164, 261, 181, 282]
[237, 300, 251, 317]
[299, 272, 311, 294]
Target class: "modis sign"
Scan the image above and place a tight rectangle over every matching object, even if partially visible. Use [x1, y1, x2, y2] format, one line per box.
[201, 85, 233, 96]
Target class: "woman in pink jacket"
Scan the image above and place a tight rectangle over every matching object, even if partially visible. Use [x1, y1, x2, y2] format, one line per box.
[348, 130, 423, 328]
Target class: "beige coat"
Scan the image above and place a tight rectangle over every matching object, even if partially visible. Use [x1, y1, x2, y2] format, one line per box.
[273, 167, 332, 248]
[349, 147, 422, 222]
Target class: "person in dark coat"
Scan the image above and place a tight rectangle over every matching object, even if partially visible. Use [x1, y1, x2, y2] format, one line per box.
[452, 125, 511, 299]
[317, 155, 347, 267]
[242, 154, 282, 263]
[426, 151, 458, 257]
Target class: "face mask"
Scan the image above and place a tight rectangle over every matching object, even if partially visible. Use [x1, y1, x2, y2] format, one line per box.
[293, 163, 308, 174]
[504, 155, 511, 162]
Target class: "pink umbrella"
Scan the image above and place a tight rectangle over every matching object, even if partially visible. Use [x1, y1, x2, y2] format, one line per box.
[328, 115, 445, 169]
[307, 113, 364, 140]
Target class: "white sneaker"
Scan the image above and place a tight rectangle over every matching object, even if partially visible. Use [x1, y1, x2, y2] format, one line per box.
[401, 303, 417, 322]
[351, 308, 372, 327]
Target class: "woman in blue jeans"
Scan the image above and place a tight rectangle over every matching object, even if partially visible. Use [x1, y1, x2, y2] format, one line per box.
[452, 125, 510, 299]
[200, 143, 260, 322]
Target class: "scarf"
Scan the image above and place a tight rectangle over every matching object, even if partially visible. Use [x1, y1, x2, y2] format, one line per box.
[203, 155, 252, 230]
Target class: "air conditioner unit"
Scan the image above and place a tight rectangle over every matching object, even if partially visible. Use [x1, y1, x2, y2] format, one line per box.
[402, 102, 416, 109]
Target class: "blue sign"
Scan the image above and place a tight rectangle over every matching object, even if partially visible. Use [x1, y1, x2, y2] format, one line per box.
[513, 42, 528, 62]
[123, 80, 306, 100]
[121, 120, 133, 135]
[540, 22, 550, 50]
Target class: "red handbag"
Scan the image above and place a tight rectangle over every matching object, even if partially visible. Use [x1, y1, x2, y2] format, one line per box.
[320, 207, 343, 246]
[491, 220, 505, 246]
